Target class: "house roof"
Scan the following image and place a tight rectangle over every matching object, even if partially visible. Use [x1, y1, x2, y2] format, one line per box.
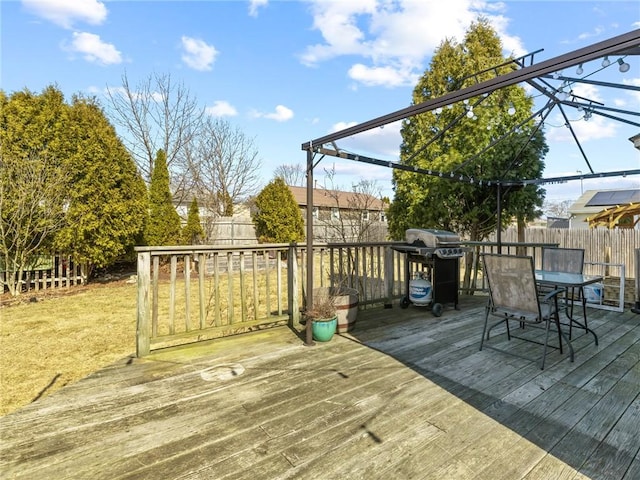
[546, 217, 570, 228]
[568, 188, 640, 215]
[585, 189, 640, 207]
[288, 186, 386, 210]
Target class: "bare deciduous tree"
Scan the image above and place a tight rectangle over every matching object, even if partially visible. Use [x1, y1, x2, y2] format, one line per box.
[106, 72, 204, 188]
[543, 199, 573, 219]
[274, 163, 305, 186]
[0, 154, 69, 296]
[189, 117, 262, 222]
[320, 167, 387, 243]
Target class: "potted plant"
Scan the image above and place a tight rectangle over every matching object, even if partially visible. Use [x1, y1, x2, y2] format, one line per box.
[304, 289, 338, 342]
[304, 286, 360, 341]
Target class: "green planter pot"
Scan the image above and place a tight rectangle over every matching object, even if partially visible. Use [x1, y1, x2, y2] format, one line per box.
[312, 316, 338, 342]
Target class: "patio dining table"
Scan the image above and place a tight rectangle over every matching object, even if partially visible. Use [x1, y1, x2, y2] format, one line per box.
[535, 269, 603, 346]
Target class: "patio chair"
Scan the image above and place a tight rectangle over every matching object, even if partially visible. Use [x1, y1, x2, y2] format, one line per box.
[541, 247, 587, 338]
[480, 253, 572, 370]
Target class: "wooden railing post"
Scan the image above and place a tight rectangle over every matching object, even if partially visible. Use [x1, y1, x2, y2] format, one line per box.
[288, 242, 300, 328]
[384, 246, 394, 308]
[136, 250, 151, 357]
[633, 248, 640, 314]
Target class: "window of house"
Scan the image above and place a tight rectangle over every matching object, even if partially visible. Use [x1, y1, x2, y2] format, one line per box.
[361, 210, 369, 221]
[331, 207, 340, 219]
[379, 211, 386, 222]
[312, 207, 319, 219]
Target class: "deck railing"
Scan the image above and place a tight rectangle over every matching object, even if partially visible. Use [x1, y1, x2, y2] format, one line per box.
[135, 243, 410, 355]
[135, 240, 570, 356]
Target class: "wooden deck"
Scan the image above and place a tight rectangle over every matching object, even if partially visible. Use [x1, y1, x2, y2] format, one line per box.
[2, 295, 639, 479]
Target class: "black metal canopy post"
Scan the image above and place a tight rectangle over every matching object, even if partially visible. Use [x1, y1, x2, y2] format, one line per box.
[496, 184, 502, 253]
[305, 148, 315, 346]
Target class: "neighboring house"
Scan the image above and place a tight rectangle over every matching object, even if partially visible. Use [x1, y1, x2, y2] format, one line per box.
[546, 216, 570, 229]
[568, 189, 640, 228]
[287, 186, 388, 242]
[287, 186, 387, 223]
[172, 186, 389, 243]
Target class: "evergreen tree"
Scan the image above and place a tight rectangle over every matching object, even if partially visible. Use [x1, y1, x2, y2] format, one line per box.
[0, 86, 147, 290]
[146, 149, 182, 245]
[182, 198, 205, 245]
[53, 95, 147, 267]
[252, 177, 305, 244]
[388, 19, 547, 242]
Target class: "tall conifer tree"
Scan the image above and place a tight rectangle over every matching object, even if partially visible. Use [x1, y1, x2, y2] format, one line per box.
[182, 198, 205, 245]
[146, 149, 182, 245]
[388, 19, 546, 241]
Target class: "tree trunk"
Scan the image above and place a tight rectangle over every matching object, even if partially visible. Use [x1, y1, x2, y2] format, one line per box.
[516, 216, 526, 256]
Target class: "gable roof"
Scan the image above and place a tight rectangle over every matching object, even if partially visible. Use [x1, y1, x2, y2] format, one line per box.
[569, 189, 640, 215]
[585, 189, 640, 207]
[288, 186, 386, 210]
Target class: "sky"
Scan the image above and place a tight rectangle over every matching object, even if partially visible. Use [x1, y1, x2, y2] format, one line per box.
[1, 0, 639, 206]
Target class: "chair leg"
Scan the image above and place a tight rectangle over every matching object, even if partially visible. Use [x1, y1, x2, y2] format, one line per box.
[555, 315, 563, 355]
[568, 288, 573, 340]
[480, 308, 490, 351]
[554, 294, 562, 355]
[540, 317, 552, 370]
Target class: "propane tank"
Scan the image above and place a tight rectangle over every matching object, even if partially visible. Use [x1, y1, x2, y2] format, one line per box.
[409, 271, 432, 306]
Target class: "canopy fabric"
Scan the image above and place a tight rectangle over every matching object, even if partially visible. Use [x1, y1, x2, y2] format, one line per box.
[587, 202, 640, 229]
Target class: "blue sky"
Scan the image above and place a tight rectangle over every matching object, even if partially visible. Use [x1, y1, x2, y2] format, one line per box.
[1, 0, 639, 204]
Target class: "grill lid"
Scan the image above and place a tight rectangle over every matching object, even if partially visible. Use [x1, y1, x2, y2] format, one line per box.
[405, 228, 460, 248]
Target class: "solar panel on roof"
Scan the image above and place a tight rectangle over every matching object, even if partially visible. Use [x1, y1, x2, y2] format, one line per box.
[585, 190, 640, 207]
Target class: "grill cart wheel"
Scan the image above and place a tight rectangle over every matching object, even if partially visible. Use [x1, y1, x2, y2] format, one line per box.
[400, 296, 411, 309]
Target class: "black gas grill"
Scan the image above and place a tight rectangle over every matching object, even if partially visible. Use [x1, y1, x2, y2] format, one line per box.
[392, 229, 465, 316]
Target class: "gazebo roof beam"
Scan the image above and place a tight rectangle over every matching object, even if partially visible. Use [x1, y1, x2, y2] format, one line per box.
[301, 29, 640, 151]
[542, 75, 640, 92]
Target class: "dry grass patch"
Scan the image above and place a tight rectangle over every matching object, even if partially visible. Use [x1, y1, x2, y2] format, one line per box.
[0, 281, 137, 416]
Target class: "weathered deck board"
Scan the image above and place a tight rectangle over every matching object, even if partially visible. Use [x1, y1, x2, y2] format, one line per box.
[1, 295, 639, 479]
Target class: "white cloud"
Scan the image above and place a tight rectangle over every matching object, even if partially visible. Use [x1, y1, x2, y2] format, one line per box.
[622, 78, 640, 105]
[348, 63, 418, 87]
[546, 113, 618, 143]
[300, 0, 520, 88]
[23, 0, 107, 29]
[248, 0, 268, 17]
[66, 32, 122, 65]
[331, 121, 358, 132]
[570, 82, 604, 104]
[205, 100, 238, 117]
[181, 36, 218, 71]
[576, 26, 606, 42]
[330, 120, 402, 158]
[252, 105, 294, 122]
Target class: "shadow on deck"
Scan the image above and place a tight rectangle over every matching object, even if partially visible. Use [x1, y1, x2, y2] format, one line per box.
[1, 295, 639, 479]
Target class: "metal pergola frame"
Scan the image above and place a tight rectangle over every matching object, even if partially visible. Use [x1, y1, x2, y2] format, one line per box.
[300, 29, 640, 345]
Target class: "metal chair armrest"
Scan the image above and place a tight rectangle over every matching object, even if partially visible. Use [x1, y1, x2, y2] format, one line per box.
[542, 287, 565, 303]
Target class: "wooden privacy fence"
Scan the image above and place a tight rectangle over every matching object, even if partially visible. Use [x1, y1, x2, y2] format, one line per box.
[494, 227, 640, 269]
